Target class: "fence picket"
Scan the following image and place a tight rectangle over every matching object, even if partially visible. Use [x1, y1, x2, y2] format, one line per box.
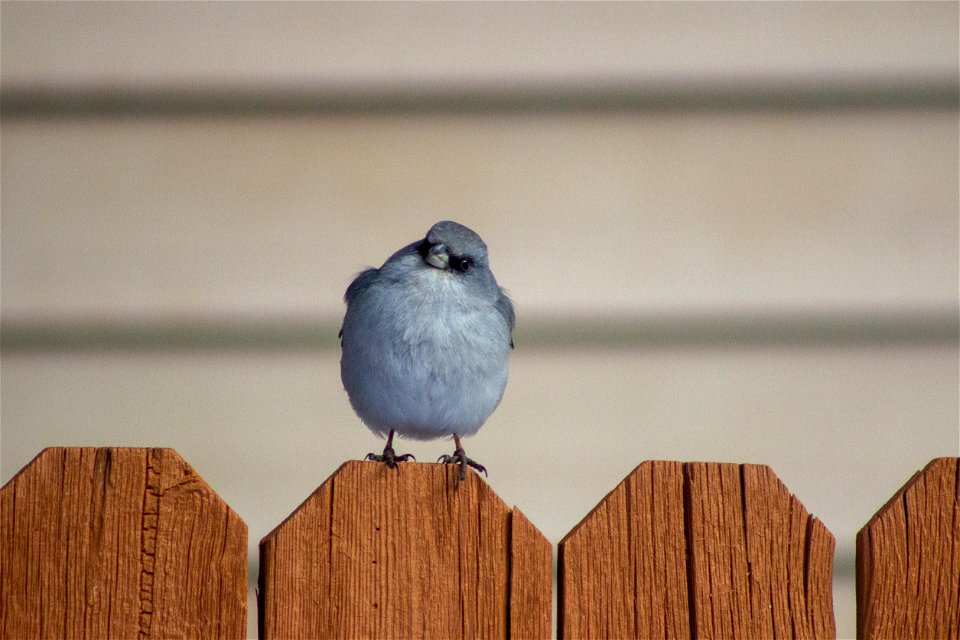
[559, 460, 835, 639]
[857, 456, 960, 639]
[0, 447, 247, 640]
[258, 460, 551, 639]
[4, 449, 958, 639]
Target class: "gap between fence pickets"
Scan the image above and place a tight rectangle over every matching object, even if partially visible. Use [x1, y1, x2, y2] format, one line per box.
[555, 523, 568, 636]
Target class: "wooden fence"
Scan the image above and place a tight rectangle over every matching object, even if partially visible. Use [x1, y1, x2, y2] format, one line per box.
[1, 448, 957, 639]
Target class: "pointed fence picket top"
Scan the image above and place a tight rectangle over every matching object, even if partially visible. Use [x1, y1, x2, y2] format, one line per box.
[559, 460, 835, 639]
[259, 460, 552, 639]
[857, 456, 960, 639]
[0, 447, 247, 640]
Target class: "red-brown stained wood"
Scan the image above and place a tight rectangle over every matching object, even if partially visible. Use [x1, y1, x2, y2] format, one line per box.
[559, 460, 835, 639]
[0, 447, 247, 640]
[509, 509, 553, 638]
[559, 459, 688, 639]
[857, 456, 960, 640]
[259, 460, 551, 639]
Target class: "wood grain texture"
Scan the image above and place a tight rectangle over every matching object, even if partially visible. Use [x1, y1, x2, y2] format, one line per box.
[857, 457, 960, 640]
[259, 460, 551, 639]
[559, 460, 835, 639]
[509, 508, 552, 638]
[0, 447, 247, 640]
[559, 459, 688, 639]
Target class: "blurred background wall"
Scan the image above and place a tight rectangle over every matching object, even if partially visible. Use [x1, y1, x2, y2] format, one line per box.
[2, 3, 957, 637]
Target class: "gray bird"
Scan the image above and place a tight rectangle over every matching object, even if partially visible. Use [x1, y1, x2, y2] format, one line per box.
[339, 220, 515, 481]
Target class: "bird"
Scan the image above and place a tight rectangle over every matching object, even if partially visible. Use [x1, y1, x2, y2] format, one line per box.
[339, 220, 515, 482]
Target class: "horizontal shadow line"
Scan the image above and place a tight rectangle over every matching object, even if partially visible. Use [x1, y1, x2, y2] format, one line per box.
[1, 78, 958, 117]
[1, 310, 956, 353]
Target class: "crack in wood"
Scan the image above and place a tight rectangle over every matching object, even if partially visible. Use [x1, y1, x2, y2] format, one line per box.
[138, 449, 161, 638]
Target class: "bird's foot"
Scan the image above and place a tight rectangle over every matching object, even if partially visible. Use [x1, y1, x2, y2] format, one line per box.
[438, 448, 487, 482]
[365, 446, 415, 472]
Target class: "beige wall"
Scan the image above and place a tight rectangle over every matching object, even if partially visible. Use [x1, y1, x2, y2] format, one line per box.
[2, 3, 957, 637]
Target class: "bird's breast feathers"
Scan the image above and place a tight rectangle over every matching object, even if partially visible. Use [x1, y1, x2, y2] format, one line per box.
[405, 275, 505, 351]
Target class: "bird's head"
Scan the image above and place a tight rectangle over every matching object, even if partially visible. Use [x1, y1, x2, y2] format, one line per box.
[416, 221, 489, 275]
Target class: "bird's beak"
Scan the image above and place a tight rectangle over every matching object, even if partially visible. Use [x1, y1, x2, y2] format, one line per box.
[425, 243, 449, 269]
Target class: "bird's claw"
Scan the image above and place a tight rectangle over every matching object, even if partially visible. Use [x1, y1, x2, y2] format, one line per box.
[366, 446, 415, 472]
[438, 449, 487, 481]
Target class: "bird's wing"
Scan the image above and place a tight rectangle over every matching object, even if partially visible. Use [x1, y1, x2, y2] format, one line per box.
[339, 268, 379, 342]
[495, 288, 516, 349]
[344, 268, 379, 305]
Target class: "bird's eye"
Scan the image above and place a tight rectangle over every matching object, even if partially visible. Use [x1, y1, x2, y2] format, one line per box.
[454, 257, 472, 273]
